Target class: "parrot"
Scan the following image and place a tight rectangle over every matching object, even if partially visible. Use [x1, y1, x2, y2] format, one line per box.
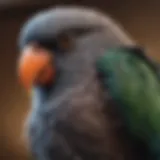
[17, 6, 160, 160]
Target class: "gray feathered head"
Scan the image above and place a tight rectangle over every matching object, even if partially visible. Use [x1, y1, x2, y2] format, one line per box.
[17, 6, 133, 93]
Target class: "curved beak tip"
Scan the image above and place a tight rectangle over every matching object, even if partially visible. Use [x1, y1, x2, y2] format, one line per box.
[17, 47, 55, 89]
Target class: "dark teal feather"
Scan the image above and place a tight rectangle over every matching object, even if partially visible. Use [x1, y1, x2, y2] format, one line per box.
[96, 47, 160, 159]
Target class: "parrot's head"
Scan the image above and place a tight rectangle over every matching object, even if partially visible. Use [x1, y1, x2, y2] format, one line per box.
[17, 6, 132, 99]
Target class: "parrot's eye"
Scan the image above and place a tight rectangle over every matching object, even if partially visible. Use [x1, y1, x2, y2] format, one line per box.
[56, 33, 73, 52]
[55, 27, 99, 53]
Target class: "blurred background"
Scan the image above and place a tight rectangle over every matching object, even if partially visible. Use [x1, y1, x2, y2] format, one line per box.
[1, 0, 160, 159]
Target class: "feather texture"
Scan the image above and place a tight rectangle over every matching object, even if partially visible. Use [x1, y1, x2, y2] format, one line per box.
[19, 6, 147, 160]
[97, 47, 160, 159]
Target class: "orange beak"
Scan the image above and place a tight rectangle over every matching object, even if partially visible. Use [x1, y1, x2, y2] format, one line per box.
[17, 45, 55, 90]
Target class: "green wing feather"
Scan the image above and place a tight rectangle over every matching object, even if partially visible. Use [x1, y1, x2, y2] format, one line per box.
[96, 47, 160, 159]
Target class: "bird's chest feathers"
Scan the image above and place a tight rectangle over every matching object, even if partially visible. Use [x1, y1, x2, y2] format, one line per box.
[28, 76, 106, 142]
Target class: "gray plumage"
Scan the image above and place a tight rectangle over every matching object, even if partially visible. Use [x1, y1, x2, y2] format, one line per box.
[19, 6, 133, 49]
[19, 6, 147, 160]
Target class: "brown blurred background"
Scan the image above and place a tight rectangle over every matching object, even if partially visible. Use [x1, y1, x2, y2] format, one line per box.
[1, 0, 160, 160]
